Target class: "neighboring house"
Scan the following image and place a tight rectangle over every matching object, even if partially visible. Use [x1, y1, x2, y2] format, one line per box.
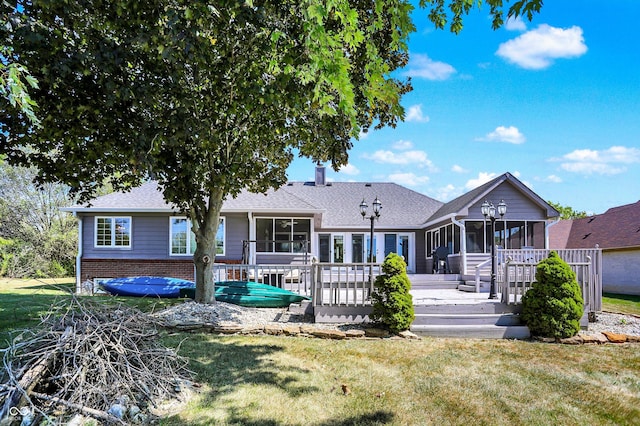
[549, 200, 640, 296]
[63, 169, 560, 286]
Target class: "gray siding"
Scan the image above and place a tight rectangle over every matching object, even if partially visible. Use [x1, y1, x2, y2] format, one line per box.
[80, 212, 249, 261]
[465, 183, 548, 221]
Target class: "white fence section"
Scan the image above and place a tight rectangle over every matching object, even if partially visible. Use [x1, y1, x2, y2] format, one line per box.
[501, 248, 602, 313]
[310, 263, 380, 307]
[212, 263, 312, 296]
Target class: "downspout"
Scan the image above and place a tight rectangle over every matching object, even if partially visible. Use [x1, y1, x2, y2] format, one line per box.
[545, 218, 560, 249]
[247, 212, 255, 264]
[451, 217, 467, 275]
[73, 213, 83, 293]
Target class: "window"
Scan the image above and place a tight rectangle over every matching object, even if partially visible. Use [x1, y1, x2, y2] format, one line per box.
[255, 218, 311, 253]
[170, 217, 225, 256]
[95, 217, 131, 248]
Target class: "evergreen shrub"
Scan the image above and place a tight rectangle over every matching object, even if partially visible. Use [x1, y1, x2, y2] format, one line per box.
[370, 253, 415, 333]
[521, 251, 584, 339]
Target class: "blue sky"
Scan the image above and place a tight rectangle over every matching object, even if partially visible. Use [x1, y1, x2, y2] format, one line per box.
[286, 1, 640, 215]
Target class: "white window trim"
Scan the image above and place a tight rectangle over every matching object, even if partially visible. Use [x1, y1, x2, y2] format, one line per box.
[169, 216, 226, 257]
[94, 216, 132, 249]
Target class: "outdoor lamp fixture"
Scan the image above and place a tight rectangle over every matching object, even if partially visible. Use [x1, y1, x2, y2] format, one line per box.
[360, 197, 382, 261]
[481, 199, 507, 299]
[360, 197, 382, 286]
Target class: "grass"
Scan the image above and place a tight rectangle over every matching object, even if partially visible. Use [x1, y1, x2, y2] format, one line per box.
[1, 279, 639, 425]
[603, 293, 640, 316]
[157, 335, 640, 425]
[0, 278, 182, 343]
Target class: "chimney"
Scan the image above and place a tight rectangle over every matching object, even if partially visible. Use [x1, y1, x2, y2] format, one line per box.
[315, 163, 326, 186]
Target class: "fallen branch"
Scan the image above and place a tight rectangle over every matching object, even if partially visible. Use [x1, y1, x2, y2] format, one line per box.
[30, 391, 126, 425]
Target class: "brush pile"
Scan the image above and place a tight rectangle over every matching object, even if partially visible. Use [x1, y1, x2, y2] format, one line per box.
[0, 296, 193, 425]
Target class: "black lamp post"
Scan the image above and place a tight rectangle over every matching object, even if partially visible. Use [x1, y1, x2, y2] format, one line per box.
[481, 199, 507, 299]
[360, 197, 382, 286]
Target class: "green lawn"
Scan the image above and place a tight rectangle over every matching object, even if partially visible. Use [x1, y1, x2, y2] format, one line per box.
[603, 293, 640, 316]
[0, 278, 182, 343]
[1, 279, 639, 425]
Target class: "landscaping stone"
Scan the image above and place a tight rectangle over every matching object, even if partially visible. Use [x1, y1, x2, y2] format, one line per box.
[580, 333, 608, 344]
[264, 324, 284, 335]
[602, 331, 628, 343]
[364, 328, 391, 338]
[345, 329, 366, 338]
[282, 326, 302, 336]
[398, 330, 421, 340]
[214, 324, 243, 334]
[560, 335, 583, 345]
[311, 329, 347, 340]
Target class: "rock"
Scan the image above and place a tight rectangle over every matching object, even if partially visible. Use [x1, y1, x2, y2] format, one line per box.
[282, 326, 301, 336]
[602, 331, 628, 343]
[364, 328, 390, 338]
[214, 324, 243, 334]
[345, 329, 366, 338]
[626, 334, 640, 343]
[533, 336, 556, 343]
[311, 329, 346, 340]
[398, 330, 421, 340]
[580, 333, 609, 344]
[264, 324, 284, 335]
[559, 335, 583, 345]
[240, 325, 265, 335]
[299, 325, 317, 335]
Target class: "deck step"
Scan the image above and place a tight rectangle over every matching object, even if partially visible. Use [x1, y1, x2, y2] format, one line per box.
[410, 324, 530, 339]
[412, 281, 462, 290]
[412, 313, 522, 326]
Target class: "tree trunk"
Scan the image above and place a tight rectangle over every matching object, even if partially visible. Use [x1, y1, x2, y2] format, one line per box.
[193, 188, 225, 304]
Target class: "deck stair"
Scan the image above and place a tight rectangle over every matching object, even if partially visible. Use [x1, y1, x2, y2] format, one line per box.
[410, 302, 530, 339]
[409, 274, 465, 290]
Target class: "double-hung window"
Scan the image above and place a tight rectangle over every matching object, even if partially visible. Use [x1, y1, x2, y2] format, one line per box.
[95, 217, 131, 248]
[170, 217, 225, 256]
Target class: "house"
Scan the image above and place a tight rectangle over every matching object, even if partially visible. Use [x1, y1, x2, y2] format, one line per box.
[63, 169, 561, 288]
[549, 200, 640, 296]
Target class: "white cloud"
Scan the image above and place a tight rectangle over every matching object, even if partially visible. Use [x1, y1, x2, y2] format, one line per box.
[339, 163, 360, 176]
[496, 24, 587, 70]
[405, 104, 430, 123]
[505, 16, 527, 31]
[364, 150, 435, 170]
[404, 53, 456, 80]
[465, 172, 498, 190]
[451, 165, 468, 173]
[545, 174, 562, 183]
[358, 129, 369, 140]
[477, 126, 526, 144]
[556, 146, 640, 175]
[392, 140, 414, 150]
[388, 173, 430, 187]
[433, 184, 461, 201]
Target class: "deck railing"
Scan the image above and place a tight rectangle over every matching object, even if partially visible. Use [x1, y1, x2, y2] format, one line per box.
[501, 248, 602, 313]
[310, 263, 380, 307]
[212, 263, 312, 296]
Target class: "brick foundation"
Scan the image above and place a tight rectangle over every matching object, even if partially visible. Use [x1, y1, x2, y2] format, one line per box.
[81, 259, 195, 281]
[81, 258, 243, 282]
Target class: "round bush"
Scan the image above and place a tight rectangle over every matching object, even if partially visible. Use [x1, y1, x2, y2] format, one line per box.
[370, 253, 415, 333]
[521, 251, 584, 339]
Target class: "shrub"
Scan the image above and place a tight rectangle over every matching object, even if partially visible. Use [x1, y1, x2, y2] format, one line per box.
[521, 251, 584, 339]
[370, 253, 415, 333]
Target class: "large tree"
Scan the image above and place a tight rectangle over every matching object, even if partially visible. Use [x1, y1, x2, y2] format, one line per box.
[1, 0, 541, 302]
